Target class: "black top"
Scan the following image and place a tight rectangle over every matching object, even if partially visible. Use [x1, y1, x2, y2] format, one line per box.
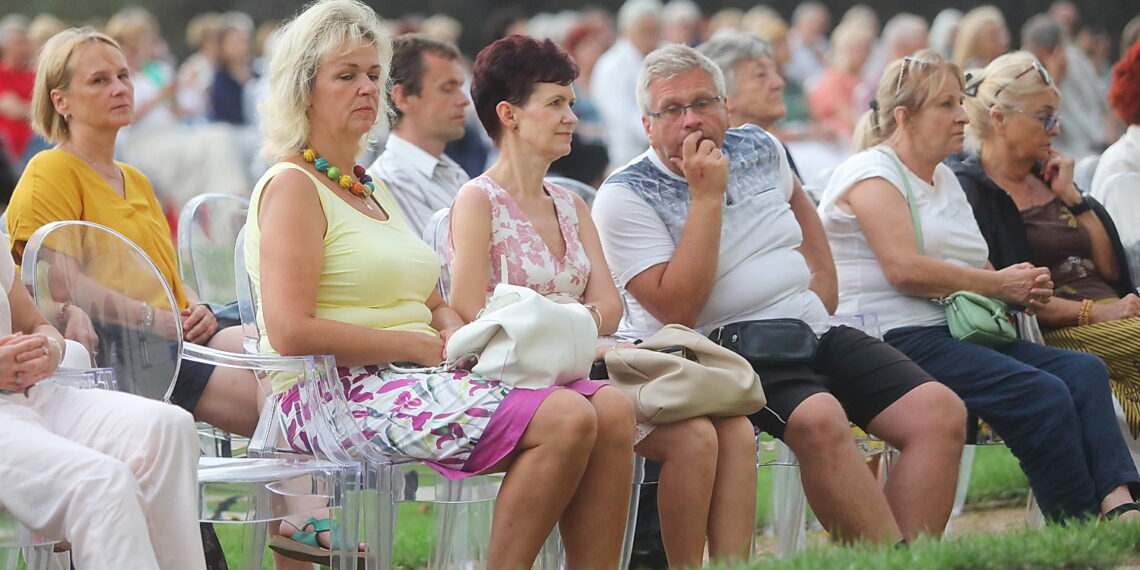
[948, 153, 1136, 297]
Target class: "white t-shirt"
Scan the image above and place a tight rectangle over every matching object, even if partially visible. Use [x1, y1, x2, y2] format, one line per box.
[818, 146, 990, 332]
[593, 126, 829, 340]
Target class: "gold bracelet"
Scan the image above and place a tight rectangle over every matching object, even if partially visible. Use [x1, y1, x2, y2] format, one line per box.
[1077, 299, 1094, 326]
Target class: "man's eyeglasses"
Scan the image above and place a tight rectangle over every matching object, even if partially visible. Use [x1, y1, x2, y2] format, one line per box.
[646, 96, 724, 120]
[993, 61, 1053, 100]
[1005, 106, 1061, 131]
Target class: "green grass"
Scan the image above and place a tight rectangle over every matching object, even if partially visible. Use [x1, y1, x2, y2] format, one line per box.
[212, 443, 1033, 569]
[720, 517, 1140, 570]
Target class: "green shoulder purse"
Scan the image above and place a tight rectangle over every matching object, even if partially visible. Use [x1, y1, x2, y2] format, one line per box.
[877, 148, 1016, 348]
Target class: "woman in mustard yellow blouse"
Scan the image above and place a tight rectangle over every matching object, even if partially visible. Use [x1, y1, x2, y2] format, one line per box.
[6, 28, 258, 438]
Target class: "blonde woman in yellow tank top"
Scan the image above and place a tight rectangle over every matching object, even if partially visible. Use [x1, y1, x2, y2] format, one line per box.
[248, 2, 636, 567]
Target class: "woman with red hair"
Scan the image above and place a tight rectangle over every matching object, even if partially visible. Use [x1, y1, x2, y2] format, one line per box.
[1090, 40, 1140, 202]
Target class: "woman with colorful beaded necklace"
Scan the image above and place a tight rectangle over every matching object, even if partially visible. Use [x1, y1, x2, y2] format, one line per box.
[246, 1, 635, 567]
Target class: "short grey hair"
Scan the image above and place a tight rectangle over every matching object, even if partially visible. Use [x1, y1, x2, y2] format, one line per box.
[259, 0, 391, 162]
[618, 0, 663, 35]
[697, 33, 774, 95]
[1020, 14, 1064, 52]
[637, 43, 726, 114]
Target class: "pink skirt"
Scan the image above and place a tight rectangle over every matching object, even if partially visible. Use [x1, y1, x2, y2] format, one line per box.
[278, 364, 607, 479]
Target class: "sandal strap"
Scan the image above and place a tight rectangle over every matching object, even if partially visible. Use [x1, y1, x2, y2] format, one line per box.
[304, 517, 332, 533]
[1103, 501, 1140, 520]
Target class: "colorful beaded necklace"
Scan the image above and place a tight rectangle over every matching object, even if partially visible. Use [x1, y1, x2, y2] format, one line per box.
[301, 148, 376, 199]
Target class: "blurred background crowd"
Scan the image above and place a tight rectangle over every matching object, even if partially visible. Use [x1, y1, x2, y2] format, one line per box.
[1, 0, 1138, 218]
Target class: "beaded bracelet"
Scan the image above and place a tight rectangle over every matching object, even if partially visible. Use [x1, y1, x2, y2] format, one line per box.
[45, 336, 63, 367]
[1077, 299, 1094, 326]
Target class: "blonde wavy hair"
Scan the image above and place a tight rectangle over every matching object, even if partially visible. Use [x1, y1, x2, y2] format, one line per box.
[961, 51, 1060, 153]
[854, 49, 964, 151]
[259, 0, 391, 162]
[30, 28, 122, 144]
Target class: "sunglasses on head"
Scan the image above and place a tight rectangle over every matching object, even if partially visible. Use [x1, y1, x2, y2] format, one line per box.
[993, 61, 1053, 100]
[895, 56, 935, 94]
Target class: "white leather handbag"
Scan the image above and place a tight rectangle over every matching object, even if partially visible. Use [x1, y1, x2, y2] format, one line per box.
[444, 284, 599, 389]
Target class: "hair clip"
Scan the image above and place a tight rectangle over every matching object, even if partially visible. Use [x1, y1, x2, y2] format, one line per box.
[869, 99, 879, 111]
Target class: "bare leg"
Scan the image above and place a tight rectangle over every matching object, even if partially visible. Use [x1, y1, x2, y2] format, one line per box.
[484, 390, 597, 569]
[782, 393, 901, 544]
[867, 383, 966, 540]
[193, 326, 261, 437]
[560, 387, 636, 569]
[1102, 486, 1140, 519]
[636, 417, 717, 569]
[706, 416, 757, 564]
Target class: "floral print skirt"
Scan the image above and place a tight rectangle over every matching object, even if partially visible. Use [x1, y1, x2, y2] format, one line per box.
[279, 364, 607, 479]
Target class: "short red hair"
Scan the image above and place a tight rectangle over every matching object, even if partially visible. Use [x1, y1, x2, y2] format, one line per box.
[1109, 40, 1140, 125]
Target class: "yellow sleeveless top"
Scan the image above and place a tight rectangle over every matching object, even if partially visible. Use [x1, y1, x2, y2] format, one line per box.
[245, 162, 440, 392]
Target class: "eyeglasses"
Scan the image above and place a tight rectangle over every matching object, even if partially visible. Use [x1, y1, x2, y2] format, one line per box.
[646, 96, 724, 120]
[1005, 106, 1061, 131]
[895, 56, 934, 94]
[993, 61, 1053, 100]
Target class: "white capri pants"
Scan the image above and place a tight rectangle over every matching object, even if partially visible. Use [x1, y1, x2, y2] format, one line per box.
[0, 381, 205, 570]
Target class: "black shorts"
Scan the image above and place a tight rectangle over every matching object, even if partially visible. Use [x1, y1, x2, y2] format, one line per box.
[170, 358, 214, 413]
[747, 325, 933, 439]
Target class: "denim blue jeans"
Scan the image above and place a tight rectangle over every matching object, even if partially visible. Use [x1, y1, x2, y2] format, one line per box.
[885, 325, 1140, 521]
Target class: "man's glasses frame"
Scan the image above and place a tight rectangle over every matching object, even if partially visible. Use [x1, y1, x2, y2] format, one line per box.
[646, 95, 725, 120]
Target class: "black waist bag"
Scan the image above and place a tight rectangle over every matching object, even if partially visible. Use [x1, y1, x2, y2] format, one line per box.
[709, 318, 819, 365]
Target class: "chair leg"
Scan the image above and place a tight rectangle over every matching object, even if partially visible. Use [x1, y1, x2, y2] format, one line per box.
[944, 445, 976, 536]
[620, 456, 644, 569]
[769, 441, 807, 557]
[20, 546, 54, 570]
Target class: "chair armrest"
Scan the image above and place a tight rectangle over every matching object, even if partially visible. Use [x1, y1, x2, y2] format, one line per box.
[182, 342, 382, 465]
[47, 367, 117, 390]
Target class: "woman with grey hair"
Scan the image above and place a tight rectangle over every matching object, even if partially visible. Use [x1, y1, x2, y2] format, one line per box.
[247, 1, 635, 567]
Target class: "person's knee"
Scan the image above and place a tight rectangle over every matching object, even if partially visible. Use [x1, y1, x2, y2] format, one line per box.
[665, 416, 719, 463]
[784, 394, 852, 452]
[589, 386, 636, 447]
[715, 416, 759, 457]
[68, 455, 143, 512]
[534, 391, 599, 454]
[910, 384, 967, 445]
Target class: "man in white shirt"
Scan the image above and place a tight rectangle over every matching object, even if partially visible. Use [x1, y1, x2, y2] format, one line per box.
[591, 0, 662, 169]
[593, 43, 967, 544]
[369, 34, 471, 235]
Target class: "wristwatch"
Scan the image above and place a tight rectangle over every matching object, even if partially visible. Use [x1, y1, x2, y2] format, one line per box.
[1066, 194, 1093, 217]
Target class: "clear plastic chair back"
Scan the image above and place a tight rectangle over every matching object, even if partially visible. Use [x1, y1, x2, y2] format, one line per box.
[177, 193, 249, 305]
[22, 221, 181, 402]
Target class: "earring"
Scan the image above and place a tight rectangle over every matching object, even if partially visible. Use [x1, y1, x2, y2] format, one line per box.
[511, 123, 519, 131]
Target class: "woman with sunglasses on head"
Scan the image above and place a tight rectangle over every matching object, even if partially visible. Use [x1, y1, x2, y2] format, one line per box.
[819, 49, 1140, 522]
[950, 51, 1140, 464]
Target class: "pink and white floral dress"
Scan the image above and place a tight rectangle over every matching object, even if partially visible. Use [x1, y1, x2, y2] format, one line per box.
[448, 176, 653, 442]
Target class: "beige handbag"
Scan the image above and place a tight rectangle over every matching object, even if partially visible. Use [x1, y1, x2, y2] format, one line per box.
[603, 324, 765, 424]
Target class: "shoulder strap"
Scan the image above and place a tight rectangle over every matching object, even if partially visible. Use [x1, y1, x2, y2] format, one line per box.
[876, 148, 924, 255]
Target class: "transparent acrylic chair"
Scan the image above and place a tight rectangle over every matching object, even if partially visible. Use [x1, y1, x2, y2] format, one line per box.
[176, 192, 251, 456]
[21, 220, 363, 570]
[177, 193, 250, 306]
[544, 176, 597, 207]
[235, 226, 503, 570]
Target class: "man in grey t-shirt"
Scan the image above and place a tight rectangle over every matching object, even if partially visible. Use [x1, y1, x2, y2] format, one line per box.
[594, 43, 967, 545]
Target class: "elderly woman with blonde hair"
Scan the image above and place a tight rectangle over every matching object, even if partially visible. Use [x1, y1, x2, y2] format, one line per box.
[950, 50, 1140, 467]
[246, 1, 635, 567]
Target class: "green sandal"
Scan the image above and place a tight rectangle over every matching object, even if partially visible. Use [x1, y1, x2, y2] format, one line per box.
[269, 517, 365, 569]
